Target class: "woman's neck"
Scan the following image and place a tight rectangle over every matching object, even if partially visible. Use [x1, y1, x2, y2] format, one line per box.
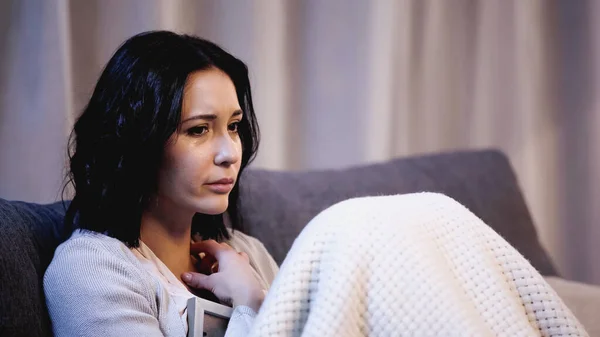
[140, 201, 197, 284]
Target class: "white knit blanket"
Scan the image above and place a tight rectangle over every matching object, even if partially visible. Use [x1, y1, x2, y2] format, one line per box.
[249, 193, 588, 337]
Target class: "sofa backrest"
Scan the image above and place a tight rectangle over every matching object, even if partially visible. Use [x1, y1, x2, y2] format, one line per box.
[0, 149, 557, 337]
[238, 149, 557, 276]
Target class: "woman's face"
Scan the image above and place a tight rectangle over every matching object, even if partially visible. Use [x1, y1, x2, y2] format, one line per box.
[156, 68, 243, 216]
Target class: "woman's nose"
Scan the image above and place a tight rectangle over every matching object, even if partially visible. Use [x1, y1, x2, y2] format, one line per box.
[214, 135, 240, 167]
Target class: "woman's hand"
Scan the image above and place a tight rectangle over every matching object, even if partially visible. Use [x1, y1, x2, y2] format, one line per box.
[182, 240, 265, 312]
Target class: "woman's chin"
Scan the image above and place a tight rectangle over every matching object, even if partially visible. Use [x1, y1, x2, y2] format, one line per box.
[193, 198, 229, 215]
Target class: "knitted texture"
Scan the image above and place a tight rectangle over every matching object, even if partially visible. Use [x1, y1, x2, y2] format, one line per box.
[43, 230, 275, 337]
[249, 193, 587, 337]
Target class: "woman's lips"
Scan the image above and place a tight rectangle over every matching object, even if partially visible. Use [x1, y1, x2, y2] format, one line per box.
[205, 178, 234, 194]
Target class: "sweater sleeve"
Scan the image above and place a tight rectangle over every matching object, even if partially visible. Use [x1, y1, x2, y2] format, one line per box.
[44, 237, 165, 337]
[225, 305, 257, 337]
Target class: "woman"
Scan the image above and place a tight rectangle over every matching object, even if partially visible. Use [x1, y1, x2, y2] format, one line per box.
[45, 31, 587, 337]
[45, 31, 277, 336]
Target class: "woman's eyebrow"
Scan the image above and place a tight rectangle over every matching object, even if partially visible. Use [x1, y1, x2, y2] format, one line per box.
[181, 114, 217, 124]
[181, 110, 243, 124]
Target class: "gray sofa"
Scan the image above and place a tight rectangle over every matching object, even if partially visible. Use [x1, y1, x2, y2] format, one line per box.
[1, 149, 599, 336]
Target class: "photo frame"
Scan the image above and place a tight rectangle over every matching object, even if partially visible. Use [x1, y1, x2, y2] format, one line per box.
[187, 297, 233, 337]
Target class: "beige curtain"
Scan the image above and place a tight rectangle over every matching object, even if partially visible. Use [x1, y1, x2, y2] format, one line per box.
[1, 0, 599, 285]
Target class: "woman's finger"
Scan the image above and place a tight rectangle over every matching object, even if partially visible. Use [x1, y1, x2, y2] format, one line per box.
[182, 272, 215, 291]
[190, 240, 232, 259]
[196, 253, 217, 275]
[238, 251, 249, 262]
[210, 262, 219, 273]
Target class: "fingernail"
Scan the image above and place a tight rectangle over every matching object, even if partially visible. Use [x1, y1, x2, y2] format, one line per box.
[182, 273, 191, 282]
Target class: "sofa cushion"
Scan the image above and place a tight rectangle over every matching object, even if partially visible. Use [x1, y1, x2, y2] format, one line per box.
[0, 199, 67, 337]
[238, 149, 558, 276]
[545, 276, 600, 335]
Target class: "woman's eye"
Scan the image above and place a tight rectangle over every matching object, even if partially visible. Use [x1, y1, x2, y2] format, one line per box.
[228, 122, 240, 133]
[188, 126, 208, 136]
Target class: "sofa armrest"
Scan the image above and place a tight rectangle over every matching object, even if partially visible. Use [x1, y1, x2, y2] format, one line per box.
[545, 276, 600, 336]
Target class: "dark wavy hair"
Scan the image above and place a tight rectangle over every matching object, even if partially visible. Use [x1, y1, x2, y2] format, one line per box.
[63, 31, 260, 247]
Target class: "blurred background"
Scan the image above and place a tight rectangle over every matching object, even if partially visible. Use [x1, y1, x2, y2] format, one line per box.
[0, 0, 599, 285]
